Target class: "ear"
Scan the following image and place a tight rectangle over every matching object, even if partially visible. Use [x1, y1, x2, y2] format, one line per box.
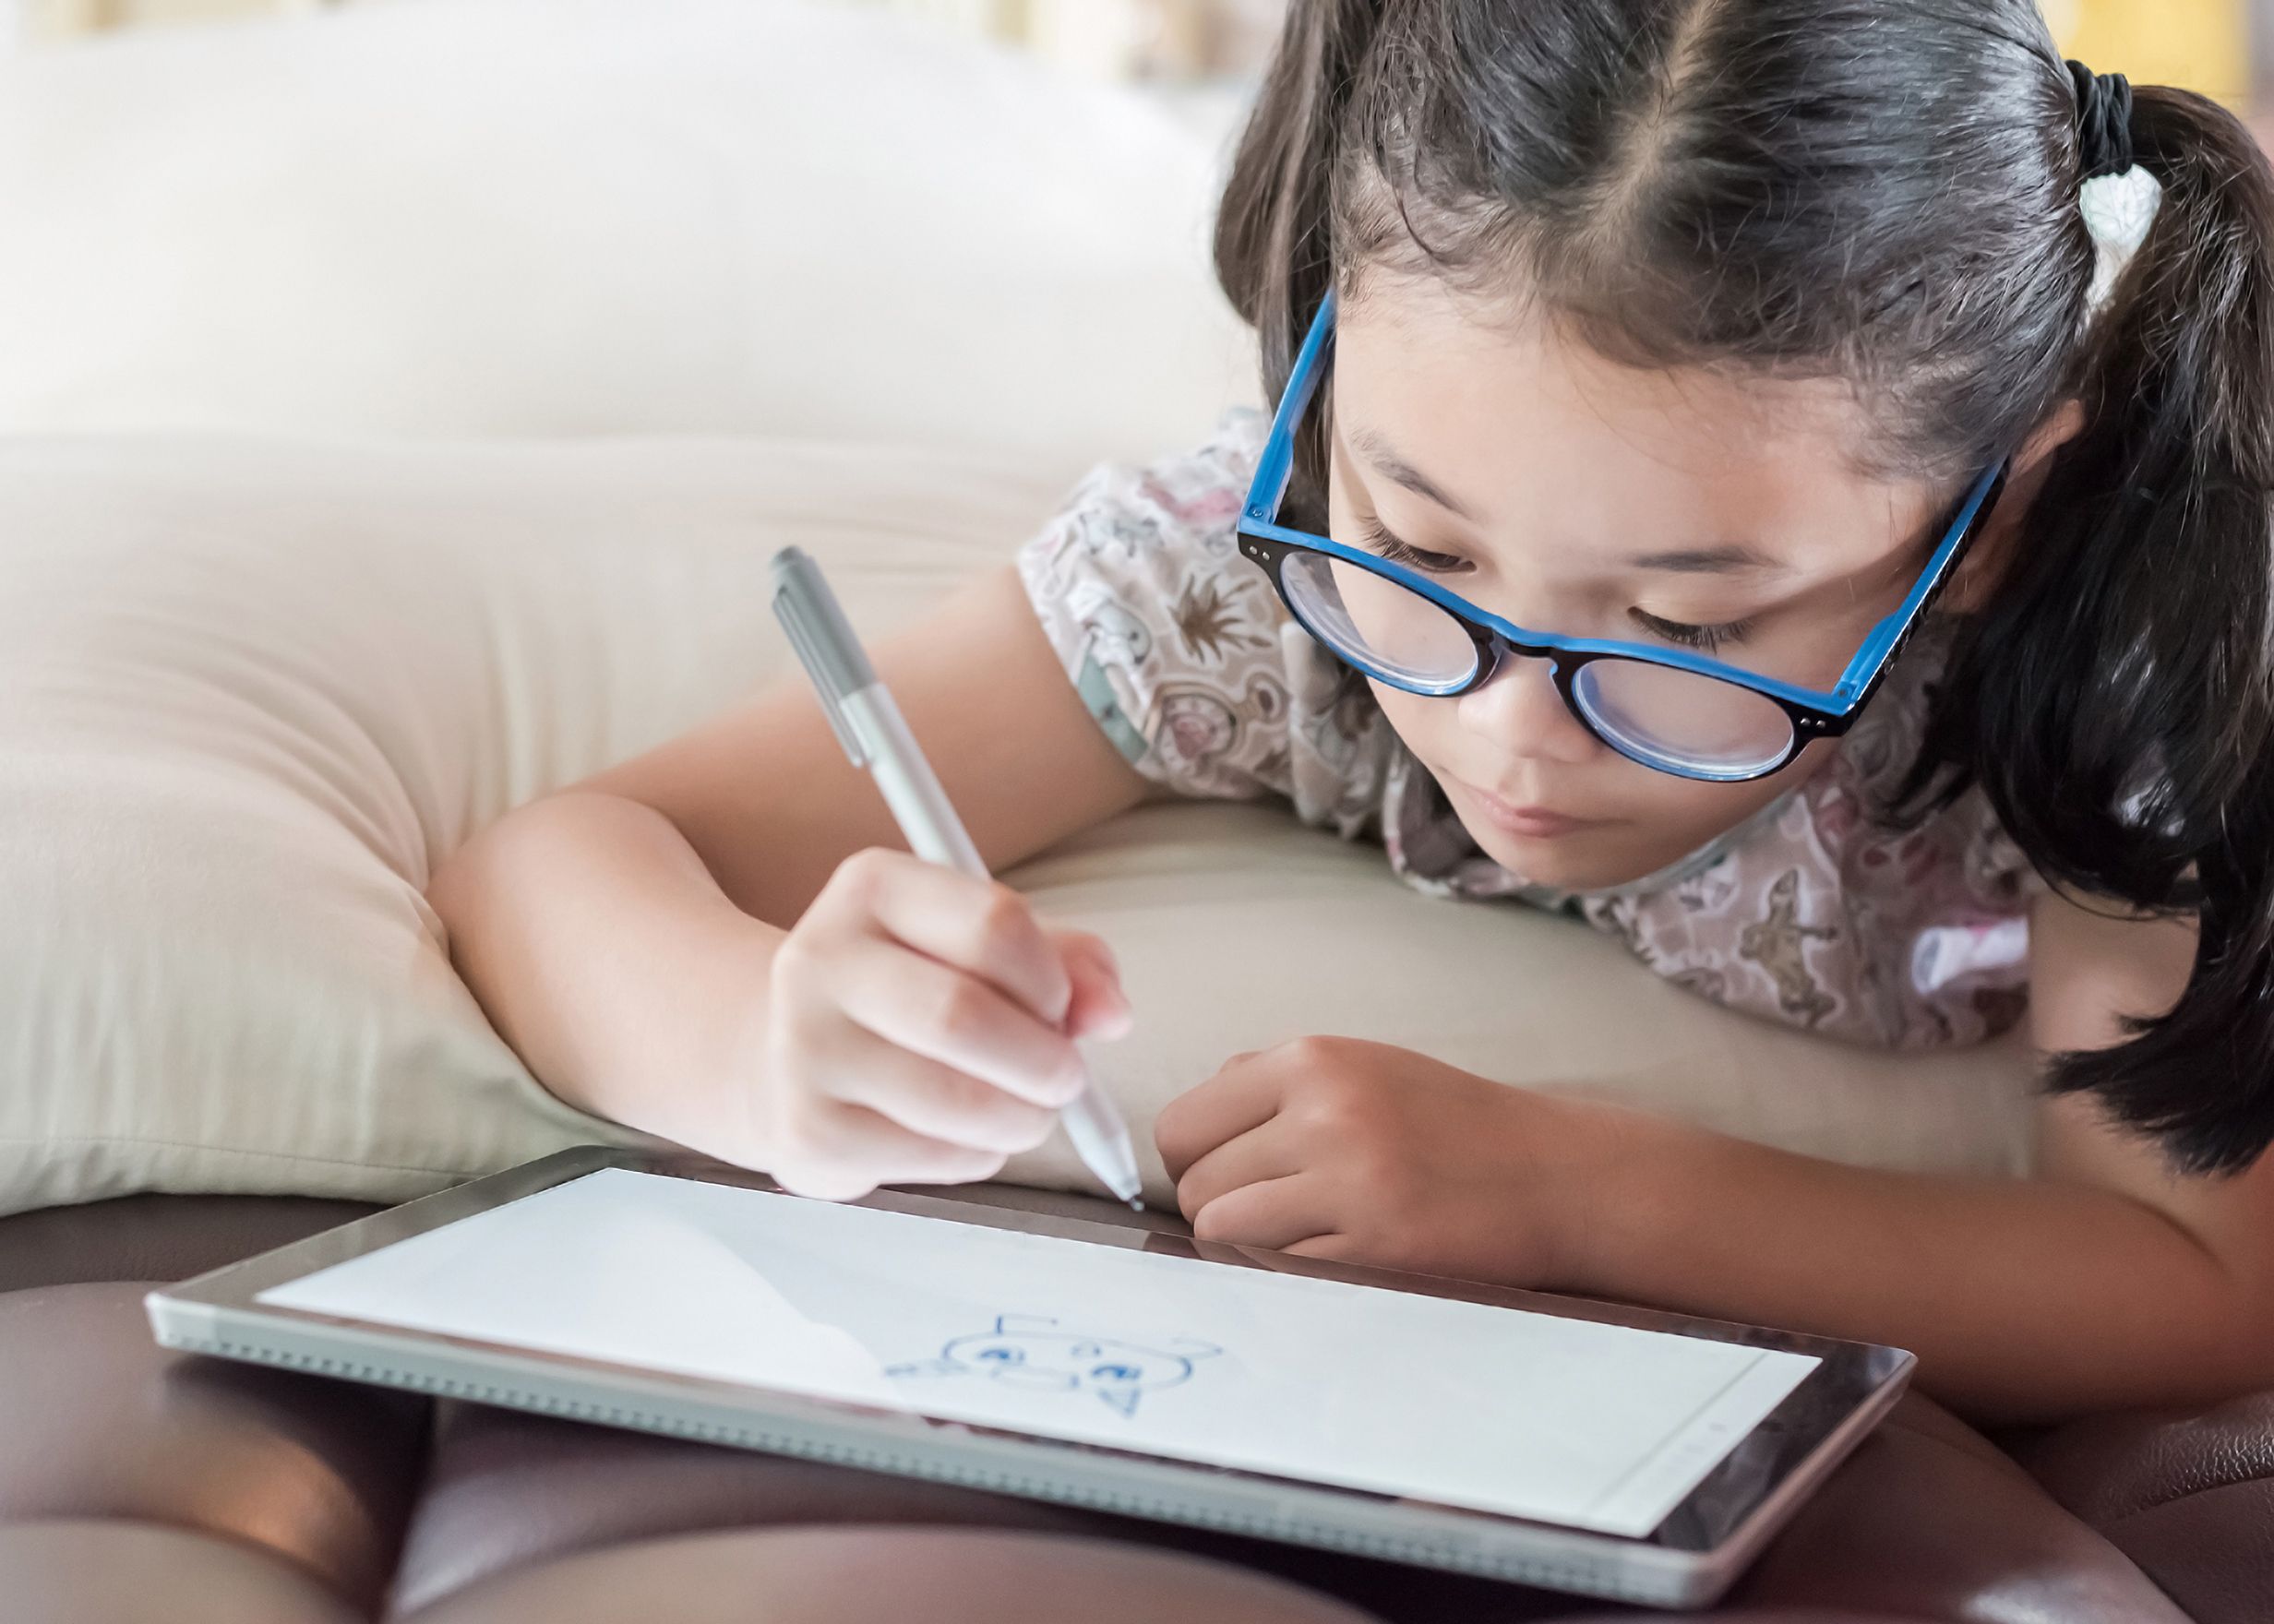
[1946, 398, 2088, 614]
[1094, 1383, 1143, 1417]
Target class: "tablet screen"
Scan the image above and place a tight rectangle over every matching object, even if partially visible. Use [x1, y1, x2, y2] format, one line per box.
[257, 1167, 1817, 1538]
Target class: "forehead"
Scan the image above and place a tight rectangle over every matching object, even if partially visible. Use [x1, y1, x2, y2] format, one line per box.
[1331, 279, 1940, 567]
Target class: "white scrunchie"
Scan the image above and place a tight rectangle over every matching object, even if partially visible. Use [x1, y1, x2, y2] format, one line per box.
[2081, 164, 2164, 316]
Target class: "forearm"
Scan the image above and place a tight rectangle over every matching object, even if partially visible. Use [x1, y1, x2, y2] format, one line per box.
[426, 791, 780, 1153]
[1568, 1111, 2266, 1424]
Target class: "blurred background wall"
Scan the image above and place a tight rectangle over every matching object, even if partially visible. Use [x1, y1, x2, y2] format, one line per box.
[6, 0, 2268, 103]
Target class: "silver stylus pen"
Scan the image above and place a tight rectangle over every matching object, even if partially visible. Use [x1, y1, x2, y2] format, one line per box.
[769, 545, 1145, 1210]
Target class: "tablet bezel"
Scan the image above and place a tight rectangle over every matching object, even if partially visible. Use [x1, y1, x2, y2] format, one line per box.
[145, 1146, 1911, 1605]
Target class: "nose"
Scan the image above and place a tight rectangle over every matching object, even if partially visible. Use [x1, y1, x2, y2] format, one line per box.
[1454, 651, 1600, 767]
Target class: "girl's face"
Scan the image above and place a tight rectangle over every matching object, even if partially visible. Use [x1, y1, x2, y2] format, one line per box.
[1328, 279, 1971, 892]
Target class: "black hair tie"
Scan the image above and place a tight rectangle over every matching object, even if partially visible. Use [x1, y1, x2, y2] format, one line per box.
[2067, 59, 2136, 180]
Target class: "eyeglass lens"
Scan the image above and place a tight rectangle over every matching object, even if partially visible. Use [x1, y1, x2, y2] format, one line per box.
[1279, 548, 1796, 778]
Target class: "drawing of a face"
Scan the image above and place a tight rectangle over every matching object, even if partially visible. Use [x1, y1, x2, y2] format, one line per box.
[887, 1315, 1222, 1416]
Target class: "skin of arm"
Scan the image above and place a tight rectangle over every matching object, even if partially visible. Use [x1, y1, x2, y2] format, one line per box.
[439, 557, 2271, 1419]
[1579, 890, 2274, 1422]
[425, 565, 1149, 1164]
[1163, 890, 2274, 1425]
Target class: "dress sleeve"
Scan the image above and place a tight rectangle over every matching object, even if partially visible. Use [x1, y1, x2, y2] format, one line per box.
[1013, 410, 1308, 805]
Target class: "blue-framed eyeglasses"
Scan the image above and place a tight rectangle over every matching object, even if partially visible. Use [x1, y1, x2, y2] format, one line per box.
[1234, 293, 2009, 784]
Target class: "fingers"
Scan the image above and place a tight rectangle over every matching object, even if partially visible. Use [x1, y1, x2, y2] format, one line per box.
[1173, 1116, 1303, 1225]
[772, 1104, 1008, 1202]
[1188, 1172, 1338, 1254]
[832, 937, 1088, 1109]
[1155, 1052, 1283, 1184]
[839, 850, 1073, 1025]
[829, 1029, 1061, 1155]
[1052, 929, 1133, 1042]
[765, 848, 1139, 1204]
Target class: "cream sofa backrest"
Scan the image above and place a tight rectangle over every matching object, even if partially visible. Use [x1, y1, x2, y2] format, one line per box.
[0, 0, 1256, 481]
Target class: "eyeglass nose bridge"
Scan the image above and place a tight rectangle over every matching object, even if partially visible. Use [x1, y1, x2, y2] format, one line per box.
[1466, 627, 1573, 698]
[1464, 630, 1654, 765]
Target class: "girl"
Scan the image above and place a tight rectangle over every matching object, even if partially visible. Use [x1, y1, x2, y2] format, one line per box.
[430, 1, 2274, 1425]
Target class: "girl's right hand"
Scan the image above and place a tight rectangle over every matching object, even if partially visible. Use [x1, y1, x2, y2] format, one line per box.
[760, 847, 1133, 1201]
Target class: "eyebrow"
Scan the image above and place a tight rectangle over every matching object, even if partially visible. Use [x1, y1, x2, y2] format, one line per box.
[1348, 424, 1806, 578]
[1346, 427, 1483, 523]
[1622, 543, 1791, 577]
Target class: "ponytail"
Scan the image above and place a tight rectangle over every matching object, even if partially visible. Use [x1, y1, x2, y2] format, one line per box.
[1921, 85, 2274, 1175]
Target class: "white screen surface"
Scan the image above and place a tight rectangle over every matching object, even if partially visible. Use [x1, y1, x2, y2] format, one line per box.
[257, 1168, 1817, 1537]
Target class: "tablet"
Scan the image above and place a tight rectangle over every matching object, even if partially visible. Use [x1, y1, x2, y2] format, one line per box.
[144, 1147, 1909, 1609]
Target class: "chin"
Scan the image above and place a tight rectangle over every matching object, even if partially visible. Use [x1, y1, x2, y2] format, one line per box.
[1427, 758, 1716, 893]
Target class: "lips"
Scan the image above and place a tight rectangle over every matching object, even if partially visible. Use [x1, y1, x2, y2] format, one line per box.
[1449, 777, 1599, 839]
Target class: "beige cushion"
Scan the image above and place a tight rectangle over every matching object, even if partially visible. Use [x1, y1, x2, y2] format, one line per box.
[0, 435, 2036, 1218]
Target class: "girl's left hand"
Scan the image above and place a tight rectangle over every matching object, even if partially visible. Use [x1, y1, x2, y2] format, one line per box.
[1154, 1035, 1625, 1287]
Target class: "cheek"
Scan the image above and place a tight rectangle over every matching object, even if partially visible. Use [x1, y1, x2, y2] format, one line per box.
[1369, 681, 1436, 746]
[1605, 745, 1833, 868]
[1520, 779, 1787, 890]
[1647, 775, 1787, 844]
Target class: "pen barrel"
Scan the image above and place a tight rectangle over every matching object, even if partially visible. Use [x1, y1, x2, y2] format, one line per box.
[839, 687, 989, 879]
[1060, 1082, 1144, 1205]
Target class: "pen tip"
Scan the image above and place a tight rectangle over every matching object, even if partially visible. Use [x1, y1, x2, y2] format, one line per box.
[1125, 1196, 1145, 1212]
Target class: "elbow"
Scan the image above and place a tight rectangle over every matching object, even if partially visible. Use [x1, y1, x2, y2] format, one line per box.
[423, 824, 491, 956]
[423, 797, 545, 946]
[2153, 1253, 2274, 1412]
[2230, 1288, 2274, 1398]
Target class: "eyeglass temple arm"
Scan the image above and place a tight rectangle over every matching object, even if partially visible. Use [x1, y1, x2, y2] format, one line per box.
[1244, 293, 1341, 525]
[1831, 460, 2007, 705]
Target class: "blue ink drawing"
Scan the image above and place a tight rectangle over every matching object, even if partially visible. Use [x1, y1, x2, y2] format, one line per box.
[886, 1314, 1223, 1417]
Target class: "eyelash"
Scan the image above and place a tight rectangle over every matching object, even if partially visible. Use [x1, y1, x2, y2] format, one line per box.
[1358, 520, 1755, 653]
[1358, 519, 1472, 576]
[1629, 611, 1757, 655]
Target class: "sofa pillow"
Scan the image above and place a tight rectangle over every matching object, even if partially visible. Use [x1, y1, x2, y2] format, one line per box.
[0, 434, 2037, 1218]
[0, 0, 1253, 483]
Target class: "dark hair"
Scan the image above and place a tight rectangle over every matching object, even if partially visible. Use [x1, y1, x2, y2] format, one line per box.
[1215, 1, 2274, 1175]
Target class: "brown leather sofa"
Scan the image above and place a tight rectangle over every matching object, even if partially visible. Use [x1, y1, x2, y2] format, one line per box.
[3, 1185, 2267, 1623]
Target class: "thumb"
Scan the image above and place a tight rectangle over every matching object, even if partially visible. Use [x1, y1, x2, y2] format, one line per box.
[1049, 929, 1133, 1041]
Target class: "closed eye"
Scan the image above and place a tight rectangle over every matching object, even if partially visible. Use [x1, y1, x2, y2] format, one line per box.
[1357, 519, 1473, 577]
[1353, 516, 1753, 651]
[1629, 609, 1756, 655]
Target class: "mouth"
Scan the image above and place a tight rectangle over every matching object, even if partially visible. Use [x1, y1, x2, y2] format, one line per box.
[1445, 777, 1604, 840]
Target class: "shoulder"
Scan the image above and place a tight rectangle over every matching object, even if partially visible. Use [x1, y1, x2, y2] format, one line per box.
[1012, 411, 1386, 807]
[1020, 409, 1268, 582]
[1015, 411, 1270, 666]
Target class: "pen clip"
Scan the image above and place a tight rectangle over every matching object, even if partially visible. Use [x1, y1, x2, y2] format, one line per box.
[772, 583, 870, 769]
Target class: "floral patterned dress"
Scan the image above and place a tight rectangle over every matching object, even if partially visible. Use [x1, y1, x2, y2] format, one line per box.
[1015, 410, 2042, 1051]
